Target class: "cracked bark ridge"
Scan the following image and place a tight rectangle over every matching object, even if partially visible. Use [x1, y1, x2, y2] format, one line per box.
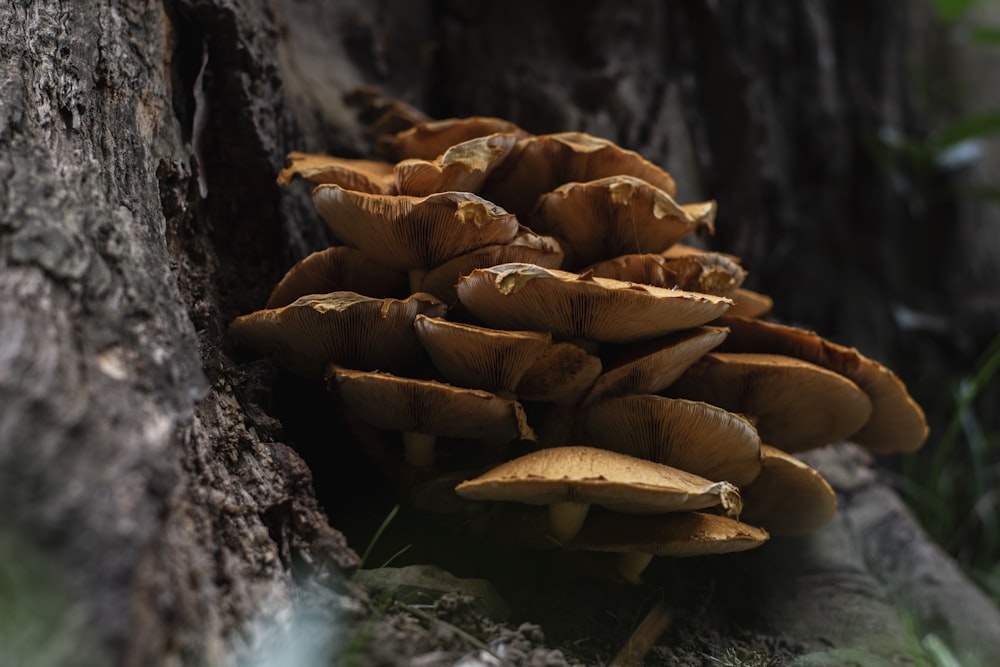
[2, 2, 356, 665]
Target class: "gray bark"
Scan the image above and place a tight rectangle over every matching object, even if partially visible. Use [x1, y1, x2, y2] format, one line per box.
[1, 1, 998, 665]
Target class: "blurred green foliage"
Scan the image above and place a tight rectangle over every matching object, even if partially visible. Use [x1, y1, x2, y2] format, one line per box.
[887, 0, 1000, 612]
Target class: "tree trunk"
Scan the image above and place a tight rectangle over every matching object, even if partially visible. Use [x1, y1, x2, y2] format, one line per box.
[1, 1, 997, 666]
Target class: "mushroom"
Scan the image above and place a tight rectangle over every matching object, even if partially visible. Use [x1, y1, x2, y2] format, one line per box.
[456, 263, 733, 345]
[716, 316, 929, 453]
[514, 341, 604, 446]
[276, 152, 396, 193]
[580, 395, 763, 487]
[585, 252, 745, 294]
[312, 185, 520, 292]
[414, 315, 554, 396]
[481, 506, 768, 583]
[527, 176, 716, 269]
[582, 326, 730, 405]
[327, 365, 536, 468]
[665, 352, 874, 452]
[394, 133, 520, 196]
[724, 288, 773, 319]
[455, 446, 742, 544]
[739, 445, 837, 536]
[661, 242, 741, 264]
[572, 511, 769, 583]
[417, 227, 564, 305]
[391, 116, 530, 161]
[265, 246, 408, 308]
[228, 291, 446, 377]
[514, 341, 604, 404]
[480, 132, 679, 218]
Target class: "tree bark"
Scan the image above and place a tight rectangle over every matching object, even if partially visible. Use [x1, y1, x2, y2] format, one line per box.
[2, 1, 998, 665]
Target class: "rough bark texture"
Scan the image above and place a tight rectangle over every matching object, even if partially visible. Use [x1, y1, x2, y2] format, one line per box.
[2, 1, 998, 666]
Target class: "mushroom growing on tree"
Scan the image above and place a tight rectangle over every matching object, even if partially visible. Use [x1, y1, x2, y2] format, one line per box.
[455, 446, 742, 544]
[327, 365, 536, 468]
[312, 185, 520, 292]
[394, 133, 520, 196]
[264, 245, 408, 308]
[480, 131, 680, 218]
[456, 263, 733, 344]
[229, 110, 930, 584]
[276, 151, 396, 193]
[481, 504, 770, 583]
[665, 352, 874, 452]
[229, 291, 445, 377]
[716, 315, 929, 453]
[582, 326, 730, 405]
[413, 315, 555, 396]
[390, 116, 530, 161]
[417, 227, 564, 305]
[580, 395, 763, 487]
[526, 175, 716, 269]
[739, 445, 838, 536]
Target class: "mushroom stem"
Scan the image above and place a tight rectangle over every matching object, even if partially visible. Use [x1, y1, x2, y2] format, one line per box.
[402, 431, 437, 468]
[615, 552, 655, 585]
[407, 268, 428, 294]
[609, 602, 673, 667]
[548, 500, 590, 544]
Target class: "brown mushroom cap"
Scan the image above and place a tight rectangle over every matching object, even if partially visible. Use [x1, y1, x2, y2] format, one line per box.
[716, 316, 929, 453]
[480, 506, 768, 583]
[265, 246, 408, 308]
[394, 133, 520, 196]
[586, 252, 745, 294]
[514, 342, 603, 403]
[582, 326, 729, 405]
[481, 132, 679, 218]
[455, 445, 742, 543]
[666, 352, 874, 452]
[414, 315, 553, 395]
[528, 176, 716, 269]
[391, 116, 530, 161]
[276, 152, 396, 193]
[456, 263, 733, 344]
[722, 288, 773, 319]
[581, 395, 763, 487]
[328, 365, 536, 466]
[229, 291, 446, 377]
[567, 510, 769, 559]
[418, 228, 564, 305]
[661, 242, 742, 264]
[740, 444, 837, 536]
[455, 446, 740, 514]
[312, 185, 520, 275]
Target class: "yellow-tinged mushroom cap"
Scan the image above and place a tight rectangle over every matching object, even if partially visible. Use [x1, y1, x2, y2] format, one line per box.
[739, 444, 837, 536]
[581, 394, 763, 487]
[229, 291, 445, 377]
[717, 316, 929, 453]
[456, 263, 732, 344]
[312, 186, 519, 275]
[666, 352, 874, 452]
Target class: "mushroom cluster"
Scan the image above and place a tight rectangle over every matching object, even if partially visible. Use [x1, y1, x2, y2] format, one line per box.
[230, 116, 929, 582]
